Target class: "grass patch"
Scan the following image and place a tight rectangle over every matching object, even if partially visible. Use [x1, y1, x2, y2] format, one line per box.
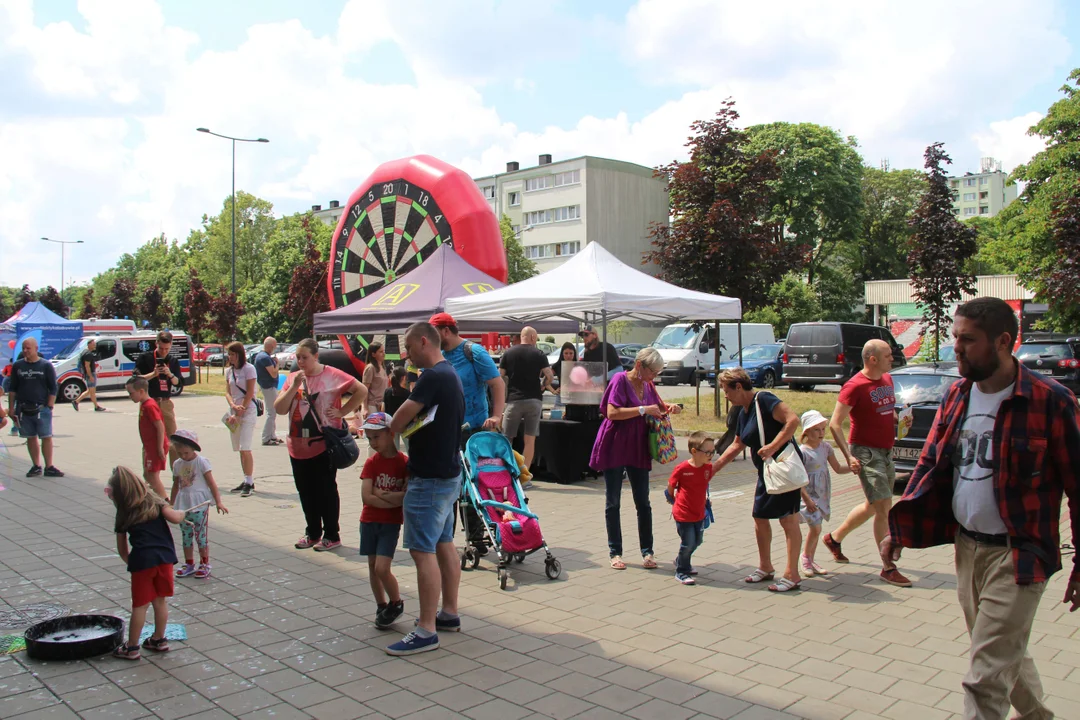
[669, 388, 848, 436]
[184, 370, 228, 397]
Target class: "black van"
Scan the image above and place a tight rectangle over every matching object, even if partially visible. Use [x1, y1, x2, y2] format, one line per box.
[782, 322, 906, 390]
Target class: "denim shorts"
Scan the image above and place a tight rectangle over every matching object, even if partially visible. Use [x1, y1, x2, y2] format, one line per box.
[360, 522, 401, 558]
[402, 476, 461, 554]
[83, 374, 96, 388]
[19, 406, 53, 439]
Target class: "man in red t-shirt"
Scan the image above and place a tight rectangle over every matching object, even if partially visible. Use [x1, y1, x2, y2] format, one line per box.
[666, 431, 715, 585]
[126, 376, 169, 499]
[822, 339, 910, 587]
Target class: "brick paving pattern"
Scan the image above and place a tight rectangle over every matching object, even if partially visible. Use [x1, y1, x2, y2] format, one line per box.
[1, 394, 1078, 719]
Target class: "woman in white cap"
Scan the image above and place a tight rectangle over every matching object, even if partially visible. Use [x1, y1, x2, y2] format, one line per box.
[797, 409, 851, 577]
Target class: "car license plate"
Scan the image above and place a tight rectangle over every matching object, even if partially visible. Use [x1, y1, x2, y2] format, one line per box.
[892, 446, 921, 461]
[788, 357, 809, 364]
[1035, 369, 1053, 375]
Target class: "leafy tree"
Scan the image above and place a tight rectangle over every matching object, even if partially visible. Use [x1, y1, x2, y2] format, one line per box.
[209, 284, 244, 342]
[0, 288, 11, 321]
[646, 100, 786, 309]
[99, 277, 139, 320]
[78, 288, 98, 319]
[186, 192, 276, 294]
[607, 320, 632, 342]
[855, 167, 926, 282]
[183, 270, 213, 345]
[141, 285, 172, 329]
[500, 214, 537, 284]
[966, 216, 1013, 276]
[745, 122, 865, 287]
[1040, 188, 1080, 329]
[743, 273, 823, 338]
[37, 286, 69, 317]
[907, 143, 977, 362]
[284, 232, 330, 340]
[14, 285, 35, 312]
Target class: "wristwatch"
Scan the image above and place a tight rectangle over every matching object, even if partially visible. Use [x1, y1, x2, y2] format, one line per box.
[638, 406, 645, 416]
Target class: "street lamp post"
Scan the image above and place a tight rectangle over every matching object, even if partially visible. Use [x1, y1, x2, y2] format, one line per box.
[40, 237, 84, 308]
[196, 128, 269, 295]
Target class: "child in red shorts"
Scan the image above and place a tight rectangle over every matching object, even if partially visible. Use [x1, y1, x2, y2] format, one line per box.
[106, 465, 187, 660]
[126, 376, 169, 498]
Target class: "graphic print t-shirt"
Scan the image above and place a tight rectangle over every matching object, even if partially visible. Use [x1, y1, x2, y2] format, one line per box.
[360, 452, 409, 524]
[952, 383, 1012, 535]
[838, 373, 896, 449]
[282, 366, 354, 460]
[172, 455, 213, 511]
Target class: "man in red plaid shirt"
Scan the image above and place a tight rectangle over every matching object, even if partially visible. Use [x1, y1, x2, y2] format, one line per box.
[882, 298, 1080, 720]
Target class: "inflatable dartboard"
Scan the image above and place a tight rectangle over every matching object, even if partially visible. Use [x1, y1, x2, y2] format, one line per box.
[327, 155, 507, 363]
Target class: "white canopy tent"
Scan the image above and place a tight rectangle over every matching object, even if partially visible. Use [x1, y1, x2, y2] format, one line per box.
[444, 241, 742, 325]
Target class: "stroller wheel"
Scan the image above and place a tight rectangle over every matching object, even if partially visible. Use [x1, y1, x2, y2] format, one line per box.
[545, 559, 562, 580]
[471, 550, 482, 569]
[514, 553, 525, 564]
[498, 568, 508, 590]
[460, 550, 470, 571]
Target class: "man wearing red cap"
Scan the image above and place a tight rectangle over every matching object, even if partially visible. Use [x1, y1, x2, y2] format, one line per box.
[428, 313, 505, 435]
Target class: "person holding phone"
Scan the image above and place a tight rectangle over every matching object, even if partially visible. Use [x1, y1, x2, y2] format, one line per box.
[134, 332, 184, 481]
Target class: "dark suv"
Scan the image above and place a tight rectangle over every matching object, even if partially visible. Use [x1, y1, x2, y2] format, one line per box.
[782, 322, 906, 390]
[1016, 334, 1080, 395]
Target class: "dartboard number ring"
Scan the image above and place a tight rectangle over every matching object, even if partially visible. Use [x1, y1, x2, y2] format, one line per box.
[330, 178, 453, 309]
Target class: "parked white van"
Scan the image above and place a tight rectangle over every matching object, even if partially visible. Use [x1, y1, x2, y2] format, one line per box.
[81, 318, 137, 335]
[651, 322, 775, 385]
[50, 333, 195, 403]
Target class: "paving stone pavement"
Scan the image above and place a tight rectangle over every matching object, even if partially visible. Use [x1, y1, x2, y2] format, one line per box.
[1, 393, 1078, 720]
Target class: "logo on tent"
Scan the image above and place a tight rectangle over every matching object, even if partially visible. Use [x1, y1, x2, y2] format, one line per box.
[462, 283, 495, 295]
[372, 283, 420, 307]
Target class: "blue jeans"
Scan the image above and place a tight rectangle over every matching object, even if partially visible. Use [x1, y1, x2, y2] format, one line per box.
[603, 467, 653, 558]
[403, 476, 461, 554]
[675, 520, 705, 574]
[18, 406, 53, 439]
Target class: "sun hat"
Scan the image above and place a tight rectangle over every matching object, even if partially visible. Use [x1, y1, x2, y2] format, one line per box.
[800, 410, 828, 432]
[170, 428, 201, 451]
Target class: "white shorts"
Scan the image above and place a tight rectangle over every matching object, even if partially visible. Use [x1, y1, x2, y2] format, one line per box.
[231, 410, 257, 452]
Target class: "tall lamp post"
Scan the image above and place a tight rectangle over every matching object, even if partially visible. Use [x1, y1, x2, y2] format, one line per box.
[40, 237, 83, 310]
[196, 128, 269, 295]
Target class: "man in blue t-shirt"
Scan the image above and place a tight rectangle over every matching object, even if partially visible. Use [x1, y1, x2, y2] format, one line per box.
[7, 338, 63, 478]
[253, 337, 282, 446]
[428, 313, 504, 439]
[388, 322, 466, 657]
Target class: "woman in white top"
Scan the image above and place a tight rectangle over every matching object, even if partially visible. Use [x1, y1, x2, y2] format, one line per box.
[224, 342, 258, 494]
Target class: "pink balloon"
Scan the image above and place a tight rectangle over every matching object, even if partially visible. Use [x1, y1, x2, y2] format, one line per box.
[569, 366, 589, 386]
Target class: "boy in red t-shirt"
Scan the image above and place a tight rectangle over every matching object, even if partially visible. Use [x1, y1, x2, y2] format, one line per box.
[665, 431, 715, 585]
[126, 377, 169, 499]
[359, 412, 408, 629]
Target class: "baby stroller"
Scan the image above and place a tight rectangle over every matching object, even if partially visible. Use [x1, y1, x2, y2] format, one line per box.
[459, 432, 561, 589]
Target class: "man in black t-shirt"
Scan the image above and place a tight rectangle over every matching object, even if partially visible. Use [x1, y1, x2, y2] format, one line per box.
[387, 322, 465, 656]
[73, 339, 104, 412]
[133, 331, 184, 473]
[579, 325, 623, 378]
[500, 326, 555, 472]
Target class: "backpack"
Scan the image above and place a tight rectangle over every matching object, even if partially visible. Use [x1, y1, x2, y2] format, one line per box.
[461, 341, 498, 415]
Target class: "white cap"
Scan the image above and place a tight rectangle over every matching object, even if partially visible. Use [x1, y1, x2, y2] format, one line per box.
[800, 410, 828, 431]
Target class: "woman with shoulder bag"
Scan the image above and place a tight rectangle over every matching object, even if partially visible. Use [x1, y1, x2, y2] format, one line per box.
[712, 367, 805, 592]
[274, 339, 368, 552]
[590, 347, 681, 571]
[224, 342, 259, 496]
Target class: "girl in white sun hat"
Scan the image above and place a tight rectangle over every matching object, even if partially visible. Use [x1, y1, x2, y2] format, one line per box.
[169, 429, 229, 579]
[798, 409, 851, 577]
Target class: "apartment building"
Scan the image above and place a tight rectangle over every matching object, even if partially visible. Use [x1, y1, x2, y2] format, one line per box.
[950, 157, 1018, 219]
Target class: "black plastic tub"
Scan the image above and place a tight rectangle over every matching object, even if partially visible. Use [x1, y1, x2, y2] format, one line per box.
[24, 615, 124, 661]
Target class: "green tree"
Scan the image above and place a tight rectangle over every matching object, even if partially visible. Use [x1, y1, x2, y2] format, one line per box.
[907, 143, 977, 362]
[1041, 187, 1080, 329]
[185, 192, 276, 294]
[743, 273, 822, 338]
[855, 167, 925, 282]
[646, 100, 786, 309]
[0, 287, 11, 320]
[745, 122, 864, 288]
[966, 216, 1013, 275]
[500, 214, 537, 284]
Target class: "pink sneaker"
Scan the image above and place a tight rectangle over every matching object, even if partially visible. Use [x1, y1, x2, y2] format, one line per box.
[295, 535, 321, 549]
[313, 538, 342, 552]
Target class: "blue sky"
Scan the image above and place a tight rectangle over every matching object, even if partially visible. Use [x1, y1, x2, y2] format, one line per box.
[2, 0, 1078, 291]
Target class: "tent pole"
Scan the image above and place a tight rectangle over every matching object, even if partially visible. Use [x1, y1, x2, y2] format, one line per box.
[714, 320, 721, 418]
[601, 309, 608, 364]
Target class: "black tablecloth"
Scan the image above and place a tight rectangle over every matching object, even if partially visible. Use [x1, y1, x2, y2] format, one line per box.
[529, 418, 602, 484]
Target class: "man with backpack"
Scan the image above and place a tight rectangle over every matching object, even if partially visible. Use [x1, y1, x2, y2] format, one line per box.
[429, 312, 505, 553]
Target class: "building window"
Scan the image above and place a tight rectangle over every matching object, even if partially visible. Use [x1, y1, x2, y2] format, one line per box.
[552, 205, 581, 222]
[524, 244, 553, 259]
[508, 191, 520, 206]
[554, 241, 581, 257]
[964, 178, 977, 187]
[511, 225, 521, 236]
[979, 177, 989, 185]
[524, 176, 553, 192]
[979, 206, 990, 215]
[950, 180, 959, 188]
[963, 192, 976, 201]
[554, 169, 581, 187]
[980, 191, 989, 199]
[525, 209, 552, 226]
[964, 207, 977, 216]
[525, 205, 579, 226]
[481, 185, 495, 200]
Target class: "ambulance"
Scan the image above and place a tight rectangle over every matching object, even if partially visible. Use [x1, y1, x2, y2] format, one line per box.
[51, 332, 194, 403]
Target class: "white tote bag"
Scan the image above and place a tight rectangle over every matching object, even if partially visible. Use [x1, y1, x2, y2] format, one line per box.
[754, 394, 809, 495]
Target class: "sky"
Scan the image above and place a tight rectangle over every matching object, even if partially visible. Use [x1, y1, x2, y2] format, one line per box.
[1, 0, 1077, 291]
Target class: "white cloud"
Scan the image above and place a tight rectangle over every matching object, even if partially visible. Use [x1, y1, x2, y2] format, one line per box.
[0, 0, 1072, 291]
[972, 112, 1046, 174]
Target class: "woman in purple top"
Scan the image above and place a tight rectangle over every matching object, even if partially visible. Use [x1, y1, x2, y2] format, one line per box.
[590, 347, 681, 570]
